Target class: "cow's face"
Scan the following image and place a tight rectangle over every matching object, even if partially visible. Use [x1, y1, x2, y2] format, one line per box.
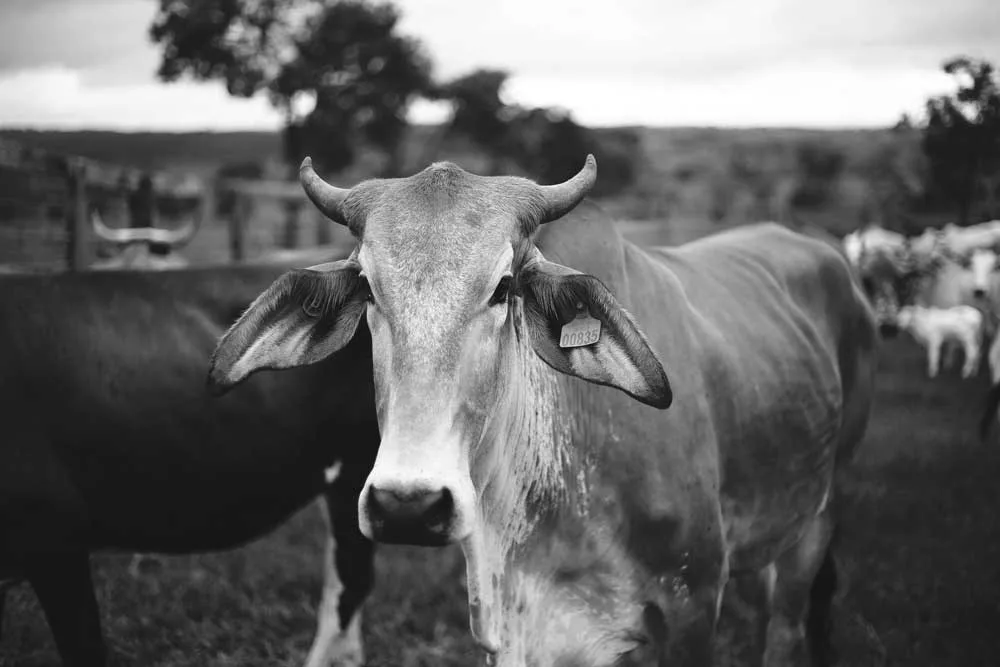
[207, 156, 671, 547]
[970, 248, 998, 298]
[895, 305, 917, 331]
[352, 179, 525, 546]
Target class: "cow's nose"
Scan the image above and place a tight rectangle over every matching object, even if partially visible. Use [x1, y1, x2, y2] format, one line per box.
[974, 288, 987, 299]
[366, 485, 455, 546]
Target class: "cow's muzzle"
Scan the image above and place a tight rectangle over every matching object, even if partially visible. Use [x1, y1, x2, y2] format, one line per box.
[364, 484, 456, 546]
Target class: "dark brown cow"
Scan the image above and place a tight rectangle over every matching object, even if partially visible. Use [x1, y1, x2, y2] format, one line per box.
[0, 248, 377, 667]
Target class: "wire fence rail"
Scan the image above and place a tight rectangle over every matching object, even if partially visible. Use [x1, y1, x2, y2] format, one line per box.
[0, 138, 356, 272]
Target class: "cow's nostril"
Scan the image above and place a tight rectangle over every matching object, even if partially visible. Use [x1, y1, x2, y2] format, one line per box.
[369, 486, 449, 520]
[366, 485, 457, 545]
[422, 488, 454, 529]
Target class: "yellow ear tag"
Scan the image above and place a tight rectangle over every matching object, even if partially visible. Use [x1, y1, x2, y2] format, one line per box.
[559, 303, 602, 349]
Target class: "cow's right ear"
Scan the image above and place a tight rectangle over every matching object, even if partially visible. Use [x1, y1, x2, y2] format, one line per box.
[207, 260, 368, 395]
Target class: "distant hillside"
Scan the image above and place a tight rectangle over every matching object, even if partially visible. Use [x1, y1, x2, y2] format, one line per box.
[0, 129, 285, 176]
[0, 125, 889, 178]
[1, 124, 911, 235]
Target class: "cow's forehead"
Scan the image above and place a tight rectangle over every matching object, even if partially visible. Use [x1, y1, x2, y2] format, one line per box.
[355, 164, 529, 282]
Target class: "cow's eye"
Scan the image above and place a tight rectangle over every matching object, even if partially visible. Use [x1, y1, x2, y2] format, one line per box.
[360, 276, 374, 304]
[490, 276, 512, 306]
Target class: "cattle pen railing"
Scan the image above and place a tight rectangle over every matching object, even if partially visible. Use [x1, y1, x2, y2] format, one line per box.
[0, 138, 354, 272]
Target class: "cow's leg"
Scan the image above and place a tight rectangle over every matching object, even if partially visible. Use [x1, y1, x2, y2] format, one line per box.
[989, 332, 1000, 387]
[984, 333, 1000, 425]
[654, 518, 727, 667]
[805, 546, 838, 667]
[0, 579, 9, 641]
[732, 564, 777, 667]
[761, 511, 834, 667]
[962, 333, 981, 379]
[927, 337, 942, 378]
[25, 551, 107, 667]
[662, 579, 725, 667]
[302, 459, 375, 667]
[942, 339, 959, 371]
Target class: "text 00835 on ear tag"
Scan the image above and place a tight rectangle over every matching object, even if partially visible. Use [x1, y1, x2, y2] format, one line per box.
[559, 311, 602, 348]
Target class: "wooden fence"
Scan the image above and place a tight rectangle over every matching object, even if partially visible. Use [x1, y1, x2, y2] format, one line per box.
[0, 138, 354, 272]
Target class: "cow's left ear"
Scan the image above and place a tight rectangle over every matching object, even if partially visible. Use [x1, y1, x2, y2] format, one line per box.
[518, 259, 672, 409]
[207, 260, 368, 395]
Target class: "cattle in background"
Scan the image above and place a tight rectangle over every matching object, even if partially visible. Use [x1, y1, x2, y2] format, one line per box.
[895, 305, 984, 378]
[0, 208, 200, 275]
[900, 247, 1000, 376]
[88, 204, 200, 271]
[0, 248, 378, 667]
[936, 220, 1000, 257]
[211, 156, 878, 667]
[857, 236, 985, 333]
[842, 224, 905, 272]
[850, 240, 916, 336]
[964, 247, 1000, 435]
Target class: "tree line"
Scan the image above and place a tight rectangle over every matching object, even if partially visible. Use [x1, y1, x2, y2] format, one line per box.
[149, 0, 637, 195]
[150, 2, 1000, 227]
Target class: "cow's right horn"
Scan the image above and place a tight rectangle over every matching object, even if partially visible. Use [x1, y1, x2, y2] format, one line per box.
[300, 157, 350, 227]
[537, 154, 597, 224]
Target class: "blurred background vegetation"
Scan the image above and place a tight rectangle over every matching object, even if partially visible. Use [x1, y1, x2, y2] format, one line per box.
[2, 0, 999, 252]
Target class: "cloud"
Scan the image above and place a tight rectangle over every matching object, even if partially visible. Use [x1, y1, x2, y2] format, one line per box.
[398, 0, 1000, 80]
[0, 66, 281, 131]
[0, 0, 996, 130]
[0, 0, 157, 84]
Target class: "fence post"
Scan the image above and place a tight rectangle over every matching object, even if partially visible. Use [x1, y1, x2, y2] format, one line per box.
[65, 162, 89, 271]
[281, 199, 300, 249]
[315, 207, 331, 245]
[228, 190, 246, 263]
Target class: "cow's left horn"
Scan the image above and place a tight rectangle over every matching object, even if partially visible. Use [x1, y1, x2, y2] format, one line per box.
[300, 157, 350, 226]
[537, 154, 597, 224]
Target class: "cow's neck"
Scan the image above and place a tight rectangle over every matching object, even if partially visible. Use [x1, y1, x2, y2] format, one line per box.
[462, 304, 594, 662]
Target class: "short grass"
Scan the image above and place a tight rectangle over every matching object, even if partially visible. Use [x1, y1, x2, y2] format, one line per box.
[4, 336, 1000, 667]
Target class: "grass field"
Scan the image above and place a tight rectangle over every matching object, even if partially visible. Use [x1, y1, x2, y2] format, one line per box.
[4, 332, 1000, 666]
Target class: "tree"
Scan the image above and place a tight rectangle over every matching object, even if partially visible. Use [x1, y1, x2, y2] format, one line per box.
[920, 56, 1000, 225]
[431, 68, 512, 172]
[150, 0, 432, 176]
[432, 68, 639, 196]
[858, 122, 928, 232]
[788, 140, 846, 213]
[728, 145, 780, 221]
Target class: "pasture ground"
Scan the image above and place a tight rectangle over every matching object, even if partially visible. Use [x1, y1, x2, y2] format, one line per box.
[3, 334, 1000, 666]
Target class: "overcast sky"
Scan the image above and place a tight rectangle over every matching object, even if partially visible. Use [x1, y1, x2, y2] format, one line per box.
[0, 0, 996, 131]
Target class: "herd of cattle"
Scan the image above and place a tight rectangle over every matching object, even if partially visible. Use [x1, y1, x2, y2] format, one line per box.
[0, 153, 966, 667]
[843, 219, 1000, 433]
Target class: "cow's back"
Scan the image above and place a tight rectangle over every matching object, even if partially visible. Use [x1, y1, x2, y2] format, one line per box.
[645, 224, 876, 566]
[0, 267, 375, 554]
[661, 222, 874, 440]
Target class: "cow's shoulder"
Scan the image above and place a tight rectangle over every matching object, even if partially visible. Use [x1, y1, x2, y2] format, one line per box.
[654, 223, 850, 301]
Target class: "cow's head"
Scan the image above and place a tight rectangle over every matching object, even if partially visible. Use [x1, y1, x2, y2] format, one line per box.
[970, 247, 999, 299]
[857, 243, 921, 337]
[208, 156, 671, 547]
[894, 304, 919, 331]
